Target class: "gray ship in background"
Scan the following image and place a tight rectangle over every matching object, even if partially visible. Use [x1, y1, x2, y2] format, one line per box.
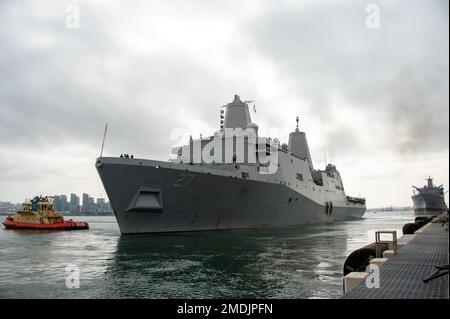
[412, 177, 447, 214]
[96, 95, 366, 234]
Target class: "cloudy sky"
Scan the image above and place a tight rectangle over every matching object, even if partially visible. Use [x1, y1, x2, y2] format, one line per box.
[0, 0, 448, 207]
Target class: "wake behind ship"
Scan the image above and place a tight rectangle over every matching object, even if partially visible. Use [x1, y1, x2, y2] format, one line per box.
[96, 95, 366, 234]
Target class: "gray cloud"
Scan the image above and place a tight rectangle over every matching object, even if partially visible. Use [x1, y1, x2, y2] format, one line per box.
[0, 0, 448, 206]
[386, 67, 449, 153]
[244, 0, 449, 154]
[325, 127, 361, 159]
[0, 2, 235, 156]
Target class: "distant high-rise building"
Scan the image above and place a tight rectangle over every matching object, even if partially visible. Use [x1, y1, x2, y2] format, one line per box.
[88, 196, 95, 212]
[60, 195, 68, 211]
[81, 194, 96, 213]
[70, 193, 80, 213]
[53, 195, 61, 211]
[81, 193, 89, 213]
[95, 198, 112, 213]
[82, 193, 89, 207]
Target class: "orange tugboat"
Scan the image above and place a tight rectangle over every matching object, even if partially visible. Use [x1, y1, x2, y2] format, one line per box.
[2, 196, 89, 230]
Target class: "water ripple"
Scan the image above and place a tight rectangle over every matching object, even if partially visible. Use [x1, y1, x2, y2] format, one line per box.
[0, 211, 415, 298]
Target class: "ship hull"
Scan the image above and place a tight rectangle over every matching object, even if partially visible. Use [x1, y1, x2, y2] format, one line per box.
[96, 158, 365, 234]
[412, 193, 446, 215]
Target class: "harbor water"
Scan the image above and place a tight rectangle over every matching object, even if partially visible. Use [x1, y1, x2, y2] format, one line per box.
[0, 211, 416, 299]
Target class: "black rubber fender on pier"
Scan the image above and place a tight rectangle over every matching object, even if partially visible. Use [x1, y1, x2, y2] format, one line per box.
[402, 222, 420, 235]
[415, 220, 428, 228]
[414, 216, 432, 223]
[343, 246, 377, 276]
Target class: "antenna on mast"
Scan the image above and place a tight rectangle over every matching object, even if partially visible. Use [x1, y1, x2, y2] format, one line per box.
[324, 146, 328, 166]
[100, 123, 108, 158]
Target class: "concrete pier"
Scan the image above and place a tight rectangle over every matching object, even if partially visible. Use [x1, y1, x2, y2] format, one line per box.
[343, 222, 449, 299]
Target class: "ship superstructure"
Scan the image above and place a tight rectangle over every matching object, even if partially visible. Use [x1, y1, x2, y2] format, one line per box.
[96, 95, 366, 234]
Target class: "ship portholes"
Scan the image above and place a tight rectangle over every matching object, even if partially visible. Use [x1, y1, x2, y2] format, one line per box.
[325, 201, 333, 215]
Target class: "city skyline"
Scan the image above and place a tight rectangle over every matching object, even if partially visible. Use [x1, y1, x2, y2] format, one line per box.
[0, 192, 112, 213]
[53, 192, 112, 213]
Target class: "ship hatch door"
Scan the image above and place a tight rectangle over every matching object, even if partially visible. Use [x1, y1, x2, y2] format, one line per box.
[126, 187, 163, 212]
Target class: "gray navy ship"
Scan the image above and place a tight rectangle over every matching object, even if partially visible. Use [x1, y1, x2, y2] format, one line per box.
[412, 177, 447, 214]
[96, 95, 366, 234]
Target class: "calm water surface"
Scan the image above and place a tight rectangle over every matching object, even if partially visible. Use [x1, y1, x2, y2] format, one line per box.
[0, 211, 416, 298]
